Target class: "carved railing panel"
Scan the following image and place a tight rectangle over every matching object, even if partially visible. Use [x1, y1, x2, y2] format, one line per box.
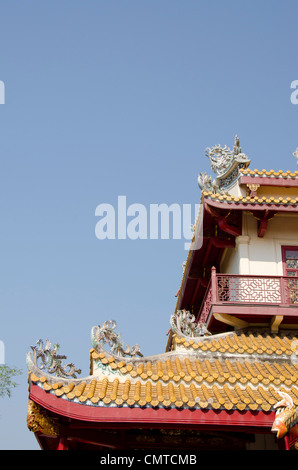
[284, 276, 298, 304]
[217, 275, 282, 304]
[197, 273, 298, 323]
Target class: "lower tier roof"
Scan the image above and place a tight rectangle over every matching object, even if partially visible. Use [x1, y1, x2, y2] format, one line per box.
[27, 328, 298, 419]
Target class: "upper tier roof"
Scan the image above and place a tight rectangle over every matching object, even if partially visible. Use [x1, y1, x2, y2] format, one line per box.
[173, 139, 298, 332]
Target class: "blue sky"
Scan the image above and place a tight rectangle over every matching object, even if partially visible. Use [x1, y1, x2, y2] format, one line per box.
[0, 1, 297, 449]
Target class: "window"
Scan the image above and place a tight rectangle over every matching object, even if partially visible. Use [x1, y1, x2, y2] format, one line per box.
[282, 246, 298, 303]
[282, 246, 298, 276]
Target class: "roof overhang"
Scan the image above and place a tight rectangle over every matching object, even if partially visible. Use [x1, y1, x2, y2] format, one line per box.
[239, 174, 298, 188]
[29, 382, 275, 430]
[205, 197, 298, 213]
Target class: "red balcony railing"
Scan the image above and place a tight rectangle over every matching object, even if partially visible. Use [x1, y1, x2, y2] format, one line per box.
[198, 267, 298, 324]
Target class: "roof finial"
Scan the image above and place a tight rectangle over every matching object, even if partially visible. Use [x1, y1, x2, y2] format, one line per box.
[293, 147, 298, 165]
[27, 339, 81, 378]
[91, 321, 143, 358]
[233, 135, 242, 155]
[199, 135, 250, 192]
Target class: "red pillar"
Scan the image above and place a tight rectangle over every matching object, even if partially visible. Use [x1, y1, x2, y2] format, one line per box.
[211, 266, 217, 303]
[284, 435, 290, 450]
[57, 438, 68, 450]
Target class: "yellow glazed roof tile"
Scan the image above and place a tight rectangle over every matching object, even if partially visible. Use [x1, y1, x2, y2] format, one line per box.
[240, 168, 298, 178]
[203, 190, 298, 206]
[28, 326, 298, 418]
[29, 332, 298, 413]
[171, 330, 297, 355]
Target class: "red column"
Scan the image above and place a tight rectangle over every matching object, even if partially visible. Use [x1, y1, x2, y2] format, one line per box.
[57, 438, 68, 450]
[211, 266, 217, 303]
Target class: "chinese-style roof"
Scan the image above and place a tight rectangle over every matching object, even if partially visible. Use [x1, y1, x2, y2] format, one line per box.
[203, 190, 298, 207]
[27, 327, 298, 416]
[174, 140, 298, 327]
[239, 168, 298, 178]
[26, 138, 298, 450]
[240, 168, 298, 178]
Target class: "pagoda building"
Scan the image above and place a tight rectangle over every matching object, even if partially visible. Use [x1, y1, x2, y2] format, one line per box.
[26, 137, 298, 451]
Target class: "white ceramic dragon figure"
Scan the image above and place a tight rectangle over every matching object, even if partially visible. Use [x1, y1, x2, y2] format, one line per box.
[91, 320, 143, 358]
[27, 339, 81, 378]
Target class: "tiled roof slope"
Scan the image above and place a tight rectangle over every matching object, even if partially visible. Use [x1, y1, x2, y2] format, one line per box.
[202, 168, 298, 206]
[171, 329, 297, 356]
[28, 328, 298, 413]
[240, 168, 298, 178]
[203, 190, 298, 206]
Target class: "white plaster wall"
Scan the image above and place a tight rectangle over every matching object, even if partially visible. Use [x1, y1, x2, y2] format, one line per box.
[225, 179, 247, 198]
[220, 213, 298, 275]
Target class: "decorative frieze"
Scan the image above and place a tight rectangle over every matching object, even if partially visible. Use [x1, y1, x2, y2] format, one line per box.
[246, 183, 260, 198]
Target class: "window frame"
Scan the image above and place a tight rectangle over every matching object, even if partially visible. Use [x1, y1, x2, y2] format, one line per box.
[281, 245, 298, 277]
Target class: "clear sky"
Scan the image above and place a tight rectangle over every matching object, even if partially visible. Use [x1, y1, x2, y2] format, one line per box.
[0, 1, 297, 450]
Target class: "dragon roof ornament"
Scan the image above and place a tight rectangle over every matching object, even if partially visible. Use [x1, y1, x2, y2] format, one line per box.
[170, 309, 210, 338]
[271, 391, 298, 440]
[27, 339, 81, 378]
[198, 135, 250, 192]
[91, 320, 143, 358]
[293, 147, 298, 165]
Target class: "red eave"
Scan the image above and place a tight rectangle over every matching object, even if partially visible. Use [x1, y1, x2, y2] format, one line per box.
[239, 175, 298, 187]
[176, 201, 237, 314]
[205, 197, 298, 212]
[29, 383, 275, 430]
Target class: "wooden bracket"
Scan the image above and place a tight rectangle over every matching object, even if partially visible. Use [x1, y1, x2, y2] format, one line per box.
[213, 313, 249, 330]
[270, 315, 283, 334]
[211, 237, 235, 248]
[204, 202, 241, 237]
[253, 210, 277, 238]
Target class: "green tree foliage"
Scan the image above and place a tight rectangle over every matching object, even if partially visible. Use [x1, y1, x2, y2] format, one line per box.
[0, 365, 22, 398]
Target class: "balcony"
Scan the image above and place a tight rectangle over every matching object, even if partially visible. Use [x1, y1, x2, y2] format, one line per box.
[197, 267, 298, 332]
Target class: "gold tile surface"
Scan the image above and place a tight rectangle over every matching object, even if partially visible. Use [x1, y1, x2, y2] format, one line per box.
[29, 330, 298, 412]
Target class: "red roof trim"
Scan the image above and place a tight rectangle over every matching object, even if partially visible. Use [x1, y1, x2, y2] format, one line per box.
[205, 198, 298, 212]
[30, 383, 274, 429]
[239, 175, 298, 187]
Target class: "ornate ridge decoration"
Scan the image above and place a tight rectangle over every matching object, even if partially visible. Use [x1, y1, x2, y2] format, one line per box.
[91, 320, 143, 358]
[293, 147, 298, 166]
[271, 392, 298, 440]
[198, 135, 250, 192]
[27, 339, 81, 378]
[170, 309, 210, 338]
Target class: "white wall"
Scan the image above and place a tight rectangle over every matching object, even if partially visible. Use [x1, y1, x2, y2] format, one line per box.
[220, 213, 298, 276]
